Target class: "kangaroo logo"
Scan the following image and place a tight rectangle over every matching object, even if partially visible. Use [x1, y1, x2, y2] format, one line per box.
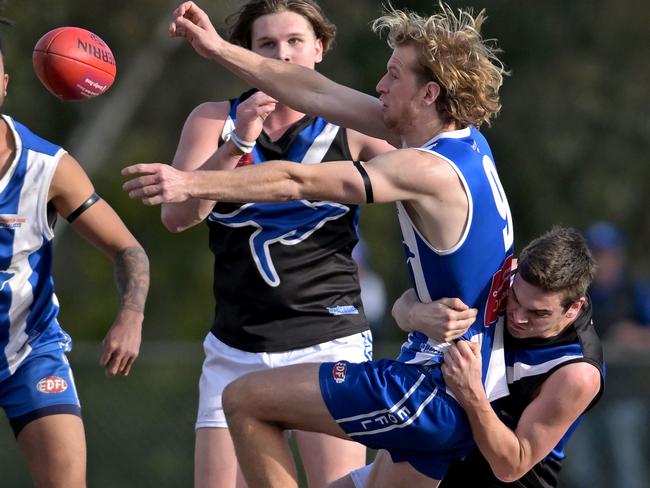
[0, 271, 14, 292]
[210, 201, 349, 287]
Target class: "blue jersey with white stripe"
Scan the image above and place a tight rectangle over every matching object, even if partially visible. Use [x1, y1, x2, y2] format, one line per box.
[0, 115, 70, 382]
[396, 127, 513, 400]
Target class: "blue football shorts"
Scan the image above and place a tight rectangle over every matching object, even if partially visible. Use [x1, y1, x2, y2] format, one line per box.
[0, 347, 81, 436]
[319, 358, 475, 480]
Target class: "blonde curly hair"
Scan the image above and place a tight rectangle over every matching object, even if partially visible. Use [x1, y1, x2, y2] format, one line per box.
[372, 3, 507, 128]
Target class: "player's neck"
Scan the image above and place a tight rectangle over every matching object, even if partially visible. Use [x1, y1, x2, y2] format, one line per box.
[263, 104, 306, 142]
[401, 118, 461, 148]
[0, 117, 15, 179]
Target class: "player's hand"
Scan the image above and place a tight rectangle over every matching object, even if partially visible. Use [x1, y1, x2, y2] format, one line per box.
[234, 92, 277, 142]
[441, 341, 483, 404]
[393, 289, 477, 341]
[122, 163, 193, 205]
[170, 2, 223, 59]
[100, 309, 143, 377]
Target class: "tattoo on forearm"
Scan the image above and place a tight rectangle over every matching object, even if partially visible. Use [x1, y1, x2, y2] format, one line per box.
[114, 246, 150, 314]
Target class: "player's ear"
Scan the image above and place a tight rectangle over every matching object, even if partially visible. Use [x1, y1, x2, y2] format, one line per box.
[565, 297, 586, 319]
[314, 38, 323, 64]
[422, 81, 441, 107]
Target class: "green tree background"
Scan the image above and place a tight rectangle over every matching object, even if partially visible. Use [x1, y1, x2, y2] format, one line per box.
[0, 1, 648, 486]
[2, 0, 648, 343]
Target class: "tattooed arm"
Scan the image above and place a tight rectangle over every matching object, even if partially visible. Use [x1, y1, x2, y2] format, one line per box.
[114, 246, 149, 314]
[102, 245, 149, 375]
[49, 154, 150, 376]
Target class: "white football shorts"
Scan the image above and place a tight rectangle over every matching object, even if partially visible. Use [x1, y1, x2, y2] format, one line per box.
[196, 330, 373, 429]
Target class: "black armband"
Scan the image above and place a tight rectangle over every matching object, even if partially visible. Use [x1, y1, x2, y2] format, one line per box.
[66, 193, 101, 223]
[353, 160, 374, 204]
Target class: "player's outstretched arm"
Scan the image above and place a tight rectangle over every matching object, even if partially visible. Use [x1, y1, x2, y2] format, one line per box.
[442, 342, 601, 482]
[169, 2, 395, 145]
[49, 154, 150, 376]
[122, 148, 447, 207]
[392, 289, 476, 342]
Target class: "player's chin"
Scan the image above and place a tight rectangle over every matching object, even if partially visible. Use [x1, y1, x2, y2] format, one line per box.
[506, 323, 528, 338]
[382, 113, 399, 132]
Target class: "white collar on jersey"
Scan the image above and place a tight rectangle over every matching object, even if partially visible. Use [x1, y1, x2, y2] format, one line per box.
[401, 126, 471, 149]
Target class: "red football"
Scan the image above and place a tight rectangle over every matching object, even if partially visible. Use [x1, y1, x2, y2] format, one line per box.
[32, 27, 116, 101]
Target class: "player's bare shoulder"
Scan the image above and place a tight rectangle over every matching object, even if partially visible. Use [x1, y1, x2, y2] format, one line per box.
[346, 128, 399, 159]
[48, 154, 93, 204]
[547, 361, 602, 399]
[175, 100, 232, 162]
[384, 147, 464, 198]
[48, 153, 87, 193]
[346, 128, 396, 160]
[186, 100, 232, 126]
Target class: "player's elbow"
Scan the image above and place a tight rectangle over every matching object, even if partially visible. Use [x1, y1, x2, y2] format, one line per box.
[391, 301, 410, 332]
[160, 210, 185, 233]
[495, 470, 526, 483]
[161, 205, 194, 233]
[492, 462, 529, 483]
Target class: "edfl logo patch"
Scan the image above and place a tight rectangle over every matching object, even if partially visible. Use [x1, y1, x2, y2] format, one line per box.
[36, 376, 68, 394]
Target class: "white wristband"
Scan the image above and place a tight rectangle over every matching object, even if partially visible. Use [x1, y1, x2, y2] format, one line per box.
[229, 131, 255, 154]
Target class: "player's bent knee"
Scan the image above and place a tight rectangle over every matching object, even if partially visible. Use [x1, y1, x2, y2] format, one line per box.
[222, 376, 251, 421]
[224, 369, 296, 427]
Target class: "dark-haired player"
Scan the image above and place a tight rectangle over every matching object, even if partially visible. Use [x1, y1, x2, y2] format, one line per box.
[391, 227, 604, 488]
[0, 41, 149, 487]
[157, 1, 392, 487]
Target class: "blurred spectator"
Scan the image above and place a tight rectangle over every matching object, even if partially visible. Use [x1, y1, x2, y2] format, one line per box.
[353, 238, 387, 333]
[563, 221, 650, 488]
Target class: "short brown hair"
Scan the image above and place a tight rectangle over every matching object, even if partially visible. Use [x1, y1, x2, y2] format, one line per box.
[517, 227, 597, 309]
[227, 0, 336, 53]
[372, 3, 507, 128]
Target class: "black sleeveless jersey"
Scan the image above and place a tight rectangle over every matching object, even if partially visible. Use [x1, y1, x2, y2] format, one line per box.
[207, 90, 368, 352]
[441, 298, 605, 488]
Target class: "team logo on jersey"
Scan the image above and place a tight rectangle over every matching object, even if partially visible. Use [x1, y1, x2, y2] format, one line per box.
[327, 305, 359, 316]
[332, 362, 347, 383]
[484, 255, 513, 326]
[36, 376, 68, 394]
[210, 200, 349, 287]
[0, 271, 14, 292]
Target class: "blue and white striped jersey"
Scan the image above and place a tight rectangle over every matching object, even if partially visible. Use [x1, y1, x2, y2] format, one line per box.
[396, 127, 514, 401]
[0, 115, 70, 382]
